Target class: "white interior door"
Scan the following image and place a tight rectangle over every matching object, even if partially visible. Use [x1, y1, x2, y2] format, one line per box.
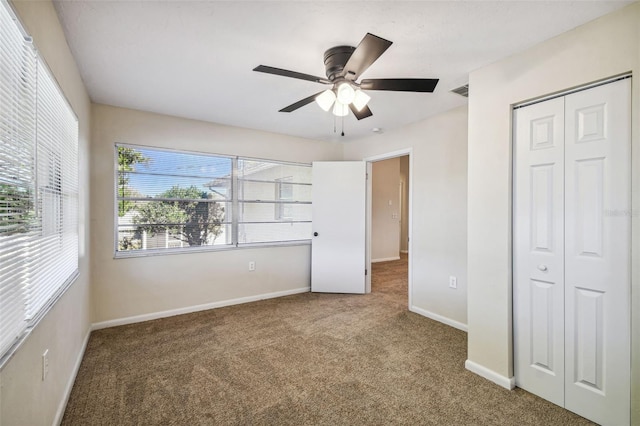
[311, 161, 366, 293]
[514, 97, 566, 406]
[513, 78, 630, 426]
[563, 78, 630, 426]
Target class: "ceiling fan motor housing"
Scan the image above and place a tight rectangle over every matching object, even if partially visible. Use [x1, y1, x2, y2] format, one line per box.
[323, 46, 355, 81]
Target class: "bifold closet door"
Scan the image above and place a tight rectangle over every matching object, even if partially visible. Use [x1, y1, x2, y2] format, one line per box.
[514, 78, 630, 426]
[563, 79, 630, 425]
[513, 97, 566, 406]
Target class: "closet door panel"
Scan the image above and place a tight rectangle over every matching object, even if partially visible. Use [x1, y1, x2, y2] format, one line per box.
[513, 97, 565, 406]
[564, 78, 631, 426]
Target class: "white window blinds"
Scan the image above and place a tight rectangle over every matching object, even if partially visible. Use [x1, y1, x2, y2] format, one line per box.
[29, 53, 79, 320]
[0, 1, 79, 359]
[237, 159, 311, 244]
[0, 0, 37, 359]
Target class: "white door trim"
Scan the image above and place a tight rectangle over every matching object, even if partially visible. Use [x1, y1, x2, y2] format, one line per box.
[363, 148, 413, 308]
[513, 73, 631, 110]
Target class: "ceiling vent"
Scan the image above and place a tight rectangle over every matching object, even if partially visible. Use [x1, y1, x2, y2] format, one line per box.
[450, 83, 469, 98]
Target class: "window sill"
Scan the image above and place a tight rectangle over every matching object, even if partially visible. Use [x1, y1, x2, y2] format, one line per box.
[0, 270, 79, 370]
[113, 240, 312, 259]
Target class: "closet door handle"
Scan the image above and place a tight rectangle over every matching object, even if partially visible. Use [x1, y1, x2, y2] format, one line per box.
[537, 264, 548, 272]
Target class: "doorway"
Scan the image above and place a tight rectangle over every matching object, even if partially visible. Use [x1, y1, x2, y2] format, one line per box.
[367, 152, 411, 308]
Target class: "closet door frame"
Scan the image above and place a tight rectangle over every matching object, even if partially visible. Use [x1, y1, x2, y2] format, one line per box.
[512, 75, 632, 425]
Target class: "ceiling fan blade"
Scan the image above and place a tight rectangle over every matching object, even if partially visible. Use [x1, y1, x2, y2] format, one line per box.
[342, 33, 393, 80]
[360, 78, 439, 92]
[279, 91, 325, 113]
[349, 104, 373, 120]
[254, 65, 330, 84]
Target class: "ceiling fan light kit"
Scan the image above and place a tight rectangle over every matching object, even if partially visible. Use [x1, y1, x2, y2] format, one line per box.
[352, 89, 371, 112]
[314, 84, 370, 117]
[336, 82, 356, 104]
[253, 32, 439, 123]
[332, 101, 349, 117]
[315, 89, 336, 111]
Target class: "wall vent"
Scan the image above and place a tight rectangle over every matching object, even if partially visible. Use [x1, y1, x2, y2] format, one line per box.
[450, 84, 469, 98]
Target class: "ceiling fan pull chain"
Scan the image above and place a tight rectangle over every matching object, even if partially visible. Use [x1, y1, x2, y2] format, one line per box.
[333, 114, 337, 134]
[341, 115, 345, 137]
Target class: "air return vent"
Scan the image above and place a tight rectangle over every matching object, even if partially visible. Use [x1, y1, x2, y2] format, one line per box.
[450, 84, 469, 98]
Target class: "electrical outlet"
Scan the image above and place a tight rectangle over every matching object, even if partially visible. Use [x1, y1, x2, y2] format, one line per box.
[449, 276, 457, 289]
[248, 261, 256, 272]
[42, 349, 49, 381]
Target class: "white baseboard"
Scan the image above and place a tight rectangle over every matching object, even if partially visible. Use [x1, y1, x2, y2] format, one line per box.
[92, 287, 311, 330]
[371, 256, 401, 263]
[410, 305, 468, 332]
[465, 359, 516, 390]
[400, 250, 408, 254]
[54, 327, 91, 426]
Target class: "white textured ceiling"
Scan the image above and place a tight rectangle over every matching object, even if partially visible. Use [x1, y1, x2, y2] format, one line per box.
[53, 0, 631, 142]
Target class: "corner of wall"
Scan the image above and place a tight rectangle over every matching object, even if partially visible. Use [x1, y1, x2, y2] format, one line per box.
[465, 359, 515, 390]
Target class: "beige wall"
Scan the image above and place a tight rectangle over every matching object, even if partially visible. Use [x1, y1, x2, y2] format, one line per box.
[371, 157, 401, 262]
[0, 1, 92, 425]
[344, 106, 468, 329]
[466, 3, 639, 417]
[91, 104, 342, 324]
[399, 155, 409, 253]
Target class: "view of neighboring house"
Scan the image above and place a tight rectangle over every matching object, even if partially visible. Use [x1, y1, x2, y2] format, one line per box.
[235, 159, 312, 244]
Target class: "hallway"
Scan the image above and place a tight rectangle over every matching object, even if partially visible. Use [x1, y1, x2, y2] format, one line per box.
[371, 253, 408, 306]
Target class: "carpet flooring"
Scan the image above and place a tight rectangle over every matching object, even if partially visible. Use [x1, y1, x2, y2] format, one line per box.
[62, 255, 592, 425]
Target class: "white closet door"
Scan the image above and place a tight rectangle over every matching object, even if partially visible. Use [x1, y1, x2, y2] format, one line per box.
[513, 97, 566, 406]
[564, 78, 630, 426]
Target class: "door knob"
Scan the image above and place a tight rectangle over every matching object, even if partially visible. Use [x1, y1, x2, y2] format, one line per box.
[313, 232, 318, 237]
[537, 264, 548, 272]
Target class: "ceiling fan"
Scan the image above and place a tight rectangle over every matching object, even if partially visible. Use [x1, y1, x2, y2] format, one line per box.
[253, 33, 439, 120]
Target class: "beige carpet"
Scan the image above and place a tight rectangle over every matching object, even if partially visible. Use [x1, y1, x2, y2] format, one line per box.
[62, 255, 592, 425]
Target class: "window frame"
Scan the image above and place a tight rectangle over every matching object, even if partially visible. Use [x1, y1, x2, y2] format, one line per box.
[114, 143, 312, 258]
[274, 176, 294, 221]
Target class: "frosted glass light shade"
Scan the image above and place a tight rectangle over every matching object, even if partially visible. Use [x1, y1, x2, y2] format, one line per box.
[332, 101, 349, 117]
[352, 89, 371, 111]
[336, 83, 355, 104]
[315, 89, 336, 112]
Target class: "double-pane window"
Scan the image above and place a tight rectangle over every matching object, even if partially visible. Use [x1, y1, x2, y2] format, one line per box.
[116, 145, 311, 254]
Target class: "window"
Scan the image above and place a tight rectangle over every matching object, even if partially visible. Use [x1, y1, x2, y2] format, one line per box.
[237, 159, 311, 244]
[116, 145, 311, 254]
[275, 177, 293, 220]
[117, 146, 232, 251]
[0, 1, 79, 360]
